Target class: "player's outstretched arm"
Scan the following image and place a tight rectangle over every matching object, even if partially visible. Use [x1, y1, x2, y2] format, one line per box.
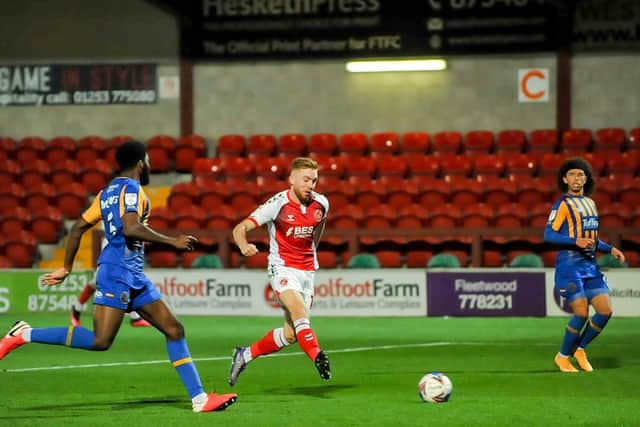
[41, 217, 95, 286]
[232, 218, 258, 256]
[122, 212, 196, 250]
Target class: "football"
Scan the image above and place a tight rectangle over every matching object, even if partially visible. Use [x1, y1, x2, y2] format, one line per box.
[418, 372, 453, 403]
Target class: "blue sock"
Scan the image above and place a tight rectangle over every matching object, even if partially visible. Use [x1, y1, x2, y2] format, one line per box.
[167, 339, 205, 399]
[30, 326, 94, 349]
[578, 313, 611, 349]
[560, 315, 587, 356]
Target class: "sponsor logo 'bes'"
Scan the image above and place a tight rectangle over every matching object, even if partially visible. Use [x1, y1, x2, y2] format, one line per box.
[286, 225, 314, 238]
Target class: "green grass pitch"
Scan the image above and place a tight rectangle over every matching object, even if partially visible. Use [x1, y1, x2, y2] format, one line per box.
[1, 314, 639, 426]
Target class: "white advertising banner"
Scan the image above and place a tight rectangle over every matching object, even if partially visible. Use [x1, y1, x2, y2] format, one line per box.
[145, 269, 427, 317]
[545, 270, 640, 317]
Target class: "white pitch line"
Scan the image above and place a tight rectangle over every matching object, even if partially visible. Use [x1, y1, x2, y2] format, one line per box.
[4, 341, 476, 373]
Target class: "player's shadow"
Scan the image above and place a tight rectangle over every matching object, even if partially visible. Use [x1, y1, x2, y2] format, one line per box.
[264, 384, 354, 398]
[24, 397, 185, 412]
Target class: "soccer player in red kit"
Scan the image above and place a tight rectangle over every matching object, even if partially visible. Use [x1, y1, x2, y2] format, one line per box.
[228, 157, 331, 386]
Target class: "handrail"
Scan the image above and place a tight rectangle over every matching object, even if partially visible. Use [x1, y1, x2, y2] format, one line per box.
[93, 227, 638, 268]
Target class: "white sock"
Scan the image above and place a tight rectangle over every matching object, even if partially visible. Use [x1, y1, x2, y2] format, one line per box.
[22, 328, 32, 342]
[73, 302, 84, 311]
[129, 311, 141, 321]
[192, 392, 208, 405]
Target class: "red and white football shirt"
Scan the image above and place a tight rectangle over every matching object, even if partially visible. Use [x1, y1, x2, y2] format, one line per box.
[248, 189, 329, 271]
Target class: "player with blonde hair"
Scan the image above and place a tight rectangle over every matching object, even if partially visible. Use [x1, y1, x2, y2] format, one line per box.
[228, 157, 331, 386]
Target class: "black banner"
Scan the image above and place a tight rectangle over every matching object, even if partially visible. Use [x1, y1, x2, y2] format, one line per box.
[185, 0, 561, 59]
[0, 64, 157, 106]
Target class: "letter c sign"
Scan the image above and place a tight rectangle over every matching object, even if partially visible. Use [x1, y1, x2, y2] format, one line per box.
[518, 68, 549, 102]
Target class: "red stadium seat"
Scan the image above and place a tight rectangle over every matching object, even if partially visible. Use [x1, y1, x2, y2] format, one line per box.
[229, 191, 257, 214]
[147, 135, 176, 173]
[30, 205, 64, 243]
[426, 204, 460, 228]
[56, 182, 88, 218]
[243, 251, 268, 268]
[432, 131, 462, 154]
[629, 128, 640, 151]
[217, 134, 246, 158]
[0, 137, 17, 160]
[224, 157, 255, 179]
[464, 130, 494, 153]
[529, 129, 558, 153]
[173, 205, 206, 230]
[348, 176, 383, 210]
[317, 251, 338, 268]
[45, 136, 76, 164]
[75, 136, 105, 164]
[24, 182, 57, 211]
[204, 205, 238, 230]
[338, 133, 368, 154]
[382, 176, 416, 207]
[254, 156, 287, 179]
[447, 176, 481, 208]
[50, 159, 80, 187]
[504, 153, 537, 177]
[343, 155, 376, 177]
[483, 250, 504, 267]
[438, 154, 472, 177]
[515, 178, 550, 209]
[278, 134, 307, 156]
[375, 250, 403, 267]
[481, 176, 516, 208]
[0, 207, 31, 235]
[407, 156, 440, 177]
[248, 134, 277, 158]
[168, 182, 200, 210]
[4, 230, 38, 268]
[461, 203, 494, 228]
[174, 134, 207, 172]
[473, 154, 505, 176]
[495, 203, 528, 228]
[148, 250, 178, 268]
[192, 158, 224, 180]
[149, 206, 174, 230]
[16, 136, 46, 166]
[416, 178, 450, 206]
[0, 159, 20, 187]
[561, 128, 592, 154]
[617, 177, 640, 205]
[580, 152, 607, 177]
[0, 183, 25, 214]
[606, 152, 637, 178]
[594, 128, 626, 152]
[537, 153, 565, 177]
[370, 132, 400, 154]
[401, 131, 430, 154]
[495, 130, 526, 153]
[80, 159, 112, 194]
[316, 155, 346, 178]
[406, 250, 433, 268]
[20, 159, 51, 187]
[308, 133, 337, 156]
[375, 154, 408, 177]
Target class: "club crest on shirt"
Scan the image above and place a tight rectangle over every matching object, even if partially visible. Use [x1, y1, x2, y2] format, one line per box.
[125, 193, 137, 207]
[314, 209, 323, 222]
[279, 278, 288, 286]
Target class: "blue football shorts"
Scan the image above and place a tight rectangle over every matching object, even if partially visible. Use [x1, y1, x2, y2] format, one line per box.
[94, 264, 162, 311]
[555, 271, 609, 303]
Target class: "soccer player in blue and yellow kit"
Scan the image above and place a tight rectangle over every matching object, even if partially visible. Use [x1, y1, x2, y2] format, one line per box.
[544, 157, 625, 373]
[0, 141, 237, 412]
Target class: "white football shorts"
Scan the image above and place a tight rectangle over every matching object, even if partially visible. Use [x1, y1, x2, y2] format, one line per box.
[268, 264, 315, 309]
